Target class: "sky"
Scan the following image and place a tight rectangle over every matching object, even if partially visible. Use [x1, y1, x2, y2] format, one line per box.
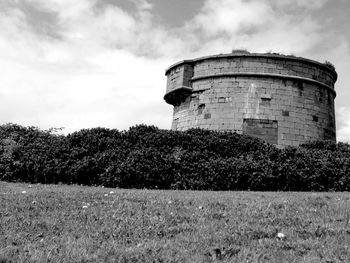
[0, 0, 350, 142]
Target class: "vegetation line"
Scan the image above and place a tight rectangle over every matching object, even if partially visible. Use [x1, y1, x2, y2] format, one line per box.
[0, 123, 349, 191]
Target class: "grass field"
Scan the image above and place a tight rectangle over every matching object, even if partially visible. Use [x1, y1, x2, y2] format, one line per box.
[1, 182, 350, 262]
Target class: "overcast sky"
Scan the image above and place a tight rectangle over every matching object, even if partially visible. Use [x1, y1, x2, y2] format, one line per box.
[0, 0, 350, 141]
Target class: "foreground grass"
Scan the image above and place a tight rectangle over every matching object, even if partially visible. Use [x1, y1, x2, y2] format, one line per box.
[1, 183, 350, 262]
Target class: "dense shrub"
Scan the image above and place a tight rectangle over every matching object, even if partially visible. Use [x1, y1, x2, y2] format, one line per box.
[0, 123, 349, 191]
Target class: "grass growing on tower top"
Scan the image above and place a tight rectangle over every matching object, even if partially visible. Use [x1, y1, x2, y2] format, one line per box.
[1, 182, 350, 262]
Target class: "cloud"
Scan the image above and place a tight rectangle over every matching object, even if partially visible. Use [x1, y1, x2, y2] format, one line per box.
[0, 0, 172, 133]
[130, 0, 153, 11]
[189, 0, 273, 38]
[337, 107, 350, 142]
[273, 0, 328, 9]
[180, 0, 329, 56]
[29, 0, 94, 21]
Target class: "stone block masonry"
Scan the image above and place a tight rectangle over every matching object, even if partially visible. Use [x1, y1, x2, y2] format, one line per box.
[164, 51, 337, 147]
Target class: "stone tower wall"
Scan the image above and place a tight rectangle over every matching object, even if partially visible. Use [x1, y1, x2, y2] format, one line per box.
[164, 53, 337, 147]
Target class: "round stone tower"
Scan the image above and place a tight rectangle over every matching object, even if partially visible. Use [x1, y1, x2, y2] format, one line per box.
[164, 51, 337, 147]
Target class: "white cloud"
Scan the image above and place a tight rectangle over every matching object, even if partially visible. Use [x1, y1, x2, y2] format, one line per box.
[181, 0, 328, 56]
[29, 0, 94, 21]
[189, 0, 273, 38]
[337, 107, 350, 143]
[0, 0, 173, 133]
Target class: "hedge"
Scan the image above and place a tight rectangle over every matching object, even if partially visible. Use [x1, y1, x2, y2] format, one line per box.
[0, 123, 349, 191]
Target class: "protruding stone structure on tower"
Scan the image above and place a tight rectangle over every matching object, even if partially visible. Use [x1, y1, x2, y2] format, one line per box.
[164, 51, 337, 147]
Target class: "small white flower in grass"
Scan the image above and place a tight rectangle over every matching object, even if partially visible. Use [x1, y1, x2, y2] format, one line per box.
[198, 206, 203, 210]
[82, 205, 88, 209]
[109, 191, 114, 194]
[21, 191, 26, 194]
[104, 194, 108, 197]
[277, 232, 286, 239]
[168, 200, 172, 204]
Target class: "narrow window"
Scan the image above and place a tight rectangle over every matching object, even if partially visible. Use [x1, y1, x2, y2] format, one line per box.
[327, 91, 332, 105]
[298, 82, 304, 96]
[319, 87, 324, 103]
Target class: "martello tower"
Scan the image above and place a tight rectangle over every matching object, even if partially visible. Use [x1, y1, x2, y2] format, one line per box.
[164, 51, 337, 147]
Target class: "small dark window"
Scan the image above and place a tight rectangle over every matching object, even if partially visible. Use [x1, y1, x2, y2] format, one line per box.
[327, 91, 332, 105]
[282, 111, 289, 117]
[313, 115, 318, 122]
[319, 88, 324, 103]
[204, 113, 211, 119]
[298, 82, 304, 96]
[260, 98, 271, 106]
[197, 104, 205, 115]
[218, 97, 226, 103]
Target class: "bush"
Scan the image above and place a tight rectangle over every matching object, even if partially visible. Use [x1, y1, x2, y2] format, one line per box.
[0, 123, 349, 191]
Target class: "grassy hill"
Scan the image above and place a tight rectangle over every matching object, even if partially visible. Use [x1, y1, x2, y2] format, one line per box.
[1, 182, 350, 262]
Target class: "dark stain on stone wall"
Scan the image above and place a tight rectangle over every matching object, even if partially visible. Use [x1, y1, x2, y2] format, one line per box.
[243, 119, 278, 145]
